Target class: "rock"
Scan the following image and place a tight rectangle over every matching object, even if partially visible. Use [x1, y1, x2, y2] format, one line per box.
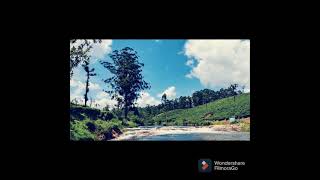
[104, 131, 113, 140]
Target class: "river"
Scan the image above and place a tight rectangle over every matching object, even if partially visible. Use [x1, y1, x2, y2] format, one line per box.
[112, 126, 250, 141]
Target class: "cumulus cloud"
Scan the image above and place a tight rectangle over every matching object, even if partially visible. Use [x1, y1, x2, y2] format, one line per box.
[70, 78, 115, 108]
[70, 79, 102, 102]
[157, 86, 177, 99]
[70, 39, 112, 62]
[136, 92, 161, 107]
[89, 40, 112, 59]
[94, 91, 118, 109]
[184, 40, 250, 90]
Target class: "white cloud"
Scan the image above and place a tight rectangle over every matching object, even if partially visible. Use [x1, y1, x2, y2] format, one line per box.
[70, 39, 112, 63]
[185, 59, 194, 67]
[70, 79, 118, 109]
[157, 86, 177, 99]
[89, 82, 101, 90]
[154, 40, 161, 43]
[89, 39, 112, 59]
[185, 73, 193, 79]
[136, 92, 161, 107]
[94, 91, 118, 109]
[184, 40, 250, 90]
[70, 79, 101, 91]
[70, 79, 86, 102]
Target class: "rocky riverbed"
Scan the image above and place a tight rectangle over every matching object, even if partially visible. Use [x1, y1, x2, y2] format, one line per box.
[111, 126, 250, 141]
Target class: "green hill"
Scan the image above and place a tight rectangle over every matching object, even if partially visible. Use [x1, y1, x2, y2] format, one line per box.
[151, 93, 250, 126]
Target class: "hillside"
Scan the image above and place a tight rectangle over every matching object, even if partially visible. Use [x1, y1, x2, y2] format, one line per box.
[151, 93, 250, 126]
[70, 93, 250, 140]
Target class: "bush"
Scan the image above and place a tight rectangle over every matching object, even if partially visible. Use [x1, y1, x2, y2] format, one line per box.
[129, 115, 144, 126]
[211, 120, 230, 125]
[94, 119, 122, 134]
[86, 122, 96, 132]
[127, 121, 138, 128]
[99, 111, 114, 121]
[70, 105, 101, 120]
[239, 118, 250, 132]
[70, 120, 95, 141]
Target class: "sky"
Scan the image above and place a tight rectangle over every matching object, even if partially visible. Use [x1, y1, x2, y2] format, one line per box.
[70, 39, 250, 109]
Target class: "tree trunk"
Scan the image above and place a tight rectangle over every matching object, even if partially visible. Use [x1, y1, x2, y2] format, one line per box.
[84, 75, 89, 107]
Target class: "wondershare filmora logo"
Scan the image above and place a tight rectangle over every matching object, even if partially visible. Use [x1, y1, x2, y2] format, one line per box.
[198, 159, 212, 173]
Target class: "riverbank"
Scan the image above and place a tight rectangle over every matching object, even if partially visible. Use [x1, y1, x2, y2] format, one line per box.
[112, 125, 250, 141]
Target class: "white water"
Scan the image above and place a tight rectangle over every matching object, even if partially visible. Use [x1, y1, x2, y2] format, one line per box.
[112, 126, 250, 141]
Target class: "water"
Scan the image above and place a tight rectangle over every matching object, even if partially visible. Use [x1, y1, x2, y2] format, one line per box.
[132, 132, 250, 141]
[116, 126, 250, 141]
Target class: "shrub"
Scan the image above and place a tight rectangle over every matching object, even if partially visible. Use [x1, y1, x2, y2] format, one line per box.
[127, 121, 138, 128]
[99, 111, 114, 121]
[70, 120, 95, 141]
[129, 115, 144, 126]
[70, 105, 101, 120]
[86, 122, 96, 132]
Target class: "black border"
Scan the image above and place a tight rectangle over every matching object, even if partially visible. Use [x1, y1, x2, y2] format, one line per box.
[66, 36, 255, 178]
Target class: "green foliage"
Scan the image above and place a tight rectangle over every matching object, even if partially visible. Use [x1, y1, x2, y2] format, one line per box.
[211, 120, 230, 125]
[70, 120, 95, 141]
[100, 111, 114, 121]
[127, 121, 138, 128]
[70, 39, 101, 78]
[94, 119, 123, 134]
[70, 104, 126, 141]
[70, 104, 101, 120]
[70, 104, 115, 122]
[70, 118, 123, 141]
[100, 47, 151, 119]
[151, 93, 250, 126]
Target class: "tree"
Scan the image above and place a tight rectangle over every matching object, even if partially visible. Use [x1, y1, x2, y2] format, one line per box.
[100, 47, 150, 120]
[192, 91, 203, 106]
[83, 61, 96, 107]
[161, 93, 167, 104]
[179, 96, 188, 109]
[161, 93, 168, 110]
[187, 96, 193, 108]
[70, 39, 101, 78]
[103, 104, 110, 112]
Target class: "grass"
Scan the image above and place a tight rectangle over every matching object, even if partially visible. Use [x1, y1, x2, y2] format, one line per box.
[152, 93, 250, 126]
[70, 104, 139, 141]
[70, 93, 250, 140]
[239, 118, 250, 132]
[70, 118, 123, 141]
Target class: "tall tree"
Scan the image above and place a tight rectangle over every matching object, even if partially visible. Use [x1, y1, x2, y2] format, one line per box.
[100, 47, 150, 120]
[83, 61, 96, 107]
[192, 91, 203, 106]
[179, 96, 187, 109]
[161, 93, 168, 110]
[70, 39, 101, 78]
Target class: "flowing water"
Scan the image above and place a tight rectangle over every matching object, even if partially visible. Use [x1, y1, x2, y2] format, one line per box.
[113, 126, 250, 141]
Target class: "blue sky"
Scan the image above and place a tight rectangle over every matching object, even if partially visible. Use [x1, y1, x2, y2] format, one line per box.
[70, 39, 250, 108]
